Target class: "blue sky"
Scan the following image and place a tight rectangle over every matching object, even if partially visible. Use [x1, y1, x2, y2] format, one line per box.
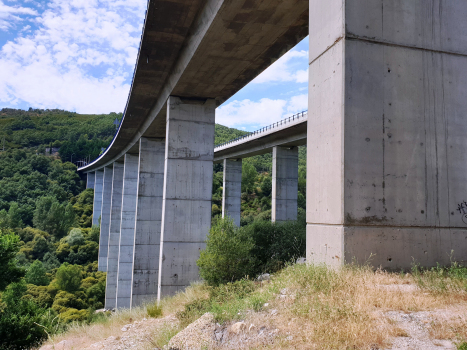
[0, 0, 308, 131]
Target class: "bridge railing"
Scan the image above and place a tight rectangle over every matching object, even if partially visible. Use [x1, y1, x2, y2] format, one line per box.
[215, 110, 308, 149]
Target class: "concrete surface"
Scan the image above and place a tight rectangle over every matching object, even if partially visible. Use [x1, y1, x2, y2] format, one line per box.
[158, 97, 215, 299]
[132, 137, 165, 308]
[98, 166, 113, 272]
[272, 146, 298, 222]
[105, 162, 124, 309]
[86, 171, 95, 189]
[116, 154, 139, 309]
[307, 0, 467, 269]
[222, 159, 242, 226]
[92, 170, 104, 227]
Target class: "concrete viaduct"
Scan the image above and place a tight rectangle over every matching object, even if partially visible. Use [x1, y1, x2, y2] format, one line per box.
[80, 1, 467, 309]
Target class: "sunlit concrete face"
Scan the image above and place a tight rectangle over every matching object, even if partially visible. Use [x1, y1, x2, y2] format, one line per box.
[158, 96, 215, 299]
[105, 162, 124, 310]
[132, 137, 165, 308]
[222, 159, 242, 226]
[307, 0, 467, 269]
[272, 146, 298, 222]
[99, 166, 113, 272]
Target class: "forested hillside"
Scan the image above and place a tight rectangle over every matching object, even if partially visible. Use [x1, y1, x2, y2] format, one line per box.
[0, 108, 306, 349]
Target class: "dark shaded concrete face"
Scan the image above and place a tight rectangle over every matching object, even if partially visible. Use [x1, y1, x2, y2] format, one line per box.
[80, 0, 308, 172]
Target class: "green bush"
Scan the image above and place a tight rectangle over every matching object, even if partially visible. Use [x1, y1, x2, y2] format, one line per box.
[0, 231, 25, 291]
[55, 263, 82, 292]
[147, 303, 163, 318]
[25, 260, 50, 286]
[197, 218, 254, 286]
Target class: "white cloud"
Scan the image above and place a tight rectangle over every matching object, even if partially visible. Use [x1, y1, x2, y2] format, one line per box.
[0, 1, 37, 30]
[252, 49, 308, 84]
[217, 94, 308, 130]
[0, 0, 146, 113]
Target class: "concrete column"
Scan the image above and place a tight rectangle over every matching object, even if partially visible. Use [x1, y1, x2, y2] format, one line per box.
[222, 158, 242, 226]
[272, 146, 298, 222]
[104, 162, 124, 310]
[158, 96, 215, 299]
[86, 171, 95, 189]
[92, 170, 104, 226]
[116, 154, 139, 309]
[132, 137, 165, 308]
[98, 167, 113, 272]
[307, 1, 467, 269]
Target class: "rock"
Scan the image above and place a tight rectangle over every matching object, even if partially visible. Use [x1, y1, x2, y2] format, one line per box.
[287, 335, 293, 341]
[94, 308, 106, 314]
[296, 257, 306, 264]
[230, 321, 247, 334]
[270, 309, 278, 316]
[263, 303, 269, 307]
[280, 288, 288, 295]
[168, 312, 215, 350]
[121, 324, 132, 332]
[215, 331, 224, 341]
[257, 273, 270, 281]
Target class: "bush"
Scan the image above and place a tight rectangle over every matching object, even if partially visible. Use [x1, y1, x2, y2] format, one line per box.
[55, 263, 82, 292]
[25, 260, 49, 286]
[147, 303, 163, 318]
[197, 218, 254, 286]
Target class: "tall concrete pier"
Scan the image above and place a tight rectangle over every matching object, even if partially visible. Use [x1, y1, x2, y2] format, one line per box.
[105, 162, 124, 309]
[158, 97, 216, 299]
[92, 170, 104, 226]
[116, 154, 139, 309]
[132, 137, 165, 307]
[272, 146, 298, 222]
[98, 167, 113, 271]
[86, 171, 95, 189]
[222, 159, 242, 226]
[306, 1, 467, 269]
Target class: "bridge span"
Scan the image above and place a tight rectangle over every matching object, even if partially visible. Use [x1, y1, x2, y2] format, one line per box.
[80, 1, 467, 310]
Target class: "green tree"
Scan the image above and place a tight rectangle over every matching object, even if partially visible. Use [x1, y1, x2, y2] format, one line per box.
[260, 176, 272, 197]
[25, 260, 50, 286]
[197, 218, 254, 286]
[33, 196, 76, 238]
[7, 202, 23, 228]
[241, 162, 257, 194]
[0, 231, 25, 291]
[55, 263, 82, 293]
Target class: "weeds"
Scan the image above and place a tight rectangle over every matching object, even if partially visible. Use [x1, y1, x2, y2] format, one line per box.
[412, 261, 467, 294]
[147, 303, 163, 318]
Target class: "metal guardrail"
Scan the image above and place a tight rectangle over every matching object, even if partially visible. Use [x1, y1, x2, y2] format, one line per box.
[215, 110, 308, 148]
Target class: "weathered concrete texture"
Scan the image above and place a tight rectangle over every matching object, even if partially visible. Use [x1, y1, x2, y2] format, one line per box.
[86, 171, 95, 189]
[116, 154, 139, 309]
[132, 137, 165, 308]
[98, 167, 113, 272]
[158, 97, 215, 299]
[105, 162, 124, 310]
[272, 146, 298, 222]
[307, 0, 467, 269]
[93, 170, 104, 226]
[222, 159, 242, 226]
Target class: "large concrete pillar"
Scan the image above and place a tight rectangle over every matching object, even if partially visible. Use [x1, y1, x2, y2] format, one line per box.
[132, 137, 165, 308]
[86, 171, 95, 189]
[116, 154, 139, 309]
[272, 146, 298, 222]
[222, 158, 242, 226]
[105, 162, 124, 310]
[307, 1, 467, 269]
[98, 167, 113, 271]
[92, 170, 104, 226]
[158, 97, 215, 299]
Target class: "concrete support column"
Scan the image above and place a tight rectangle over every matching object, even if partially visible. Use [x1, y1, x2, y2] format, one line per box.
[105, 162, 124, 310]
[222, 158, 242, 226]
[116, 154, 139, 309]
[98, 167, 113, 271]
[86, 171, 95, 189]
[272, 146, 298, 222]
[132, 137, 165, 307]
[92, 170, 104, 226]
[158, 96, 216, 299]
[307, 1, 467, 269]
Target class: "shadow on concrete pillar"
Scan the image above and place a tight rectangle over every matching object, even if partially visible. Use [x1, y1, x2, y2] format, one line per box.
[99, 166, 113, 272]
[105, 162, 124, 310]
[116, 154, 139, 309]
[86, 171, 95, 189]
[222, 158, 242, 226]
[94, 170, 105, 271]
[272, 146, 298, 222]
[306, 1, 467, 269]
[132, 137, 165, 308]
[158, 96, 215, 300]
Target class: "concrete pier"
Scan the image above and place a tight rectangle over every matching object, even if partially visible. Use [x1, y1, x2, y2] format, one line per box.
[86, 171, 95, 189]
[307, 1, 467, 269]
[132, 137, 165, 307]
[116, 154, 139, 309]
[105, 162, 124, 309]
[158, 97, 216, 299]
[222, 159, 242, 226]
[98, 167, 113, 272]
[272, 146, 298, 222]
[92, 170, 104, 226]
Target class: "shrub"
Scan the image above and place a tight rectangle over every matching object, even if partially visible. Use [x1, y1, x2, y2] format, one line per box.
[55, 263, 82, 292]
[25, 260, 49, 286]
[147, 303, 163, 318]
[0, 231, 25, 290]
[197, 218, 254, 286]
